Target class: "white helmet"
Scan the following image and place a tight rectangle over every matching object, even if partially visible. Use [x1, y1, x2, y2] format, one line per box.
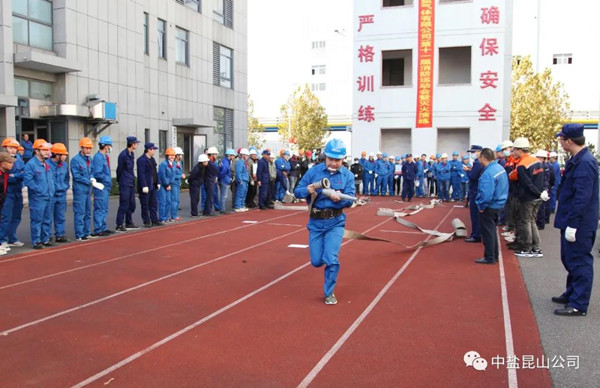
[369, 152, 375, 157]
[206, 146, 219, 155]
[376, 151, 383, 155]
[549, 151, 558, 158]
[173, 147, 184, 155]
[249, 149, 257, 155]
[535, 150, 548, 158]
[239, 148, 249, 156]
[389, 155, 395, 160]
[198, 154, 209, 162]
[512, 137, 530, 149]
[501, 140, 514, 149]
[441, 153, 448, 158]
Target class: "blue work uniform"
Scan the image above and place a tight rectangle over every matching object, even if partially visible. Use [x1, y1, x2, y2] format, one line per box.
[435, 162, 451, 201]
[467, 158, 483, 240]
[48, 159, 70, 238]
[460, 161, 471, 200]
[188, 162, 205, 217]
[554, 147, 599, 312]
[24, 157, 55, 245]
[550, 161, 561, 212]
[92, 152, 112, 233]
[401, 161, 417, 200]
[257, 157, 271, 208]
[375, 158, 387, 195]
[415, 160, 425, 197]
[358, 157, 369, 195]
[450, 158, 463, 200]
[234, 158, 249, 209]
[0, 154, 24, 244]
[216, 157, 232, 212]
[294, 163, 355, 298]
[274, 157, 289, 201]
[116, 148, 136, 227]
[157, 160, 175, 221]
[203, 160, 219, 215]
[22, 140, 33, 161]
[137, 154, 159, 224]
[71, 152, 93, 238]
[364, 159, 376, 195]
[171, 160, 183, 219]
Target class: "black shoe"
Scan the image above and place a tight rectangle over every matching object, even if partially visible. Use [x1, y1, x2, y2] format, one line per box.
[465, 238, 481, 243]
[116, 225, 127, 232]
[552, 295, 569, 304]
[76, 236, 89, 241]
[267, 205, 274, 209]
[554, 306, 586, 316]
[55, 236, 69, 243]
[475, 258, 496, 264]
[125, 224, 141, 230]
[152, 221, 165, 226]
[91, 232, 103, 237]
[86, 234, 98, 239]
[259, 206, 267, 210]
[33, 242, 44, 249]
[105, 229, 116, 235]
[144, 222, 153, 228]
[42, 241, 55, 247]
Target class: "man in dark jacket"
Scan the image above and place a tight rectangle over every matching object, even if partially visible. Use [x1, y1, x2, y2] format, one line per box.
[116, 136, 140, 231]
[257, 150, 273, 209]
[464, 145, 483, 242]
[189, 154, 208, 216]
[137, 143, 160, 227]
[401, 154, 418, 202]
[552, 124, 599, 316]
[350, 157, 363, 194]
[203, 146, 219, 216]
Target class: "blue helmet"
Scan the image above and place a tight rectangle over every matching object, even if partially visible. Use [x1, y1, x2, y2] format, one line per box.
[324, 138, 346, 159]
[284, 150, 291, 156]
[99, 135, 113, 145]
[462, 154, 469, 160]
[495, 144, 503, 152]
[382, 152, 388, 158]
[452, 151, 459, 156]
[225, 148, 236, 156]
[435, 153, 441, 158]
[395, 156, 401, 161]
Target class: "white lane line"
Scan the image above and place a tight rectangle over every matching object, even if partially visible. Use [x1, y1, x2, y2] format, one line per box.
[288, 244, 309, 249]
[297, 207, 455, 388]
[242, 221, 259, 224]
[0, 212, 301, 291]
[269, 223, 303, 227]
[0, 229, 303, 337]
[497, 229, 518, 388]
[72, 213, 394, 388]
[379, 230, 423, 235]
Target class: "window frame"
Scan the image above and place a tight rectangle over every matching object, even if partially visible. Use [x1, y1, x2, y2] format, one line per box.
[175, 26, 189, 66]
[14, 77, 53, 101]
[12, 0, 54, 50]
[157, 18, 167, 59]
[143, 12, 149, 55]
[215, 44, 233, 89]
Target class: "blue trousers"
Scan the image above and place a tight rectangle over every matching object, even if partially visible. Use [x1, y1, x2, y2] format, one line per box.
[308, 215, 345, 297]
[203, 182, 216, 215]
[402, 179, 415, 199]
[451, 177, 462, 199]
[52, 192, 67, 237]
[366, 174, 375, 195]
[387, 175, 394, 196]
[550, 185, 557, 212]
[469, 196, 481, 239]
[438, 179, 450, 201]
[560, 230, 595, 312]
[157, 187, 171, 221]
[235, 181, 248, 209]
[361, 176, 369, 195]
[170, 185, 181, 218]
[0, 189, 23, 243]
[116, 185, 136, 226]
[30, 195, 52, 245]
[415, 177, 425, 197]
[93, 188, 109, 233]
[139, 190, 158, 223]
[460, 182, 468, 201]
[73, 189, 92, 238]
[217, 182, 229, 212]
[189, 184, 202, 216]
[376, 175, 387, 195]
[258, 180, 270, 207]
[275, 174, 288, 201]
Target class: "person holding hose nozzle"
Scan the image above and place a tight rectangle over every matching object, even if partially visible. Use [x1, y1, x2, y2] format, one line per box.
[294, 139, 355, 305]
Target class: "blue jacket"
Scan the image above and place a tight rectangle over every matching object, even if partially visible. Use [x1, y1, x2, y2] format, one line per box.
[235, 158, 249, 183]
[116, 148, 136, 188]
[158, 160, 175, 188]
[294, 163, 355, 210]
[450, 159, 462, 179]
[386, 161, 395, 176]
[137, 154, 157, 192]
[48, 159, 70, 194]
[70, 152, 93, 194]
[24, 157, 55, 199]
[7, 154, 25, 192]
[460, 162, 471, 183]
[375, 159, 387, 175]
[468, 158, 483, 196]
[551, 161, 561, 188]
[257, 157, 270, 183]
[218, 157, 232, 184]
[92, 152, 112, 190]
[275, 157, 289, 177]
[402, 161, 417, 180]
[416, 160, 424, 179]
[435, 162, 451, 181]
[22, 140, 33, 159]
[204, 160, 219, 186]
[358, 157, 368, 168]
[475, 161, 508, 211]
[554, 148, 599, 232]
[364, 160, 376, 175]
[173, 161, 183, 187]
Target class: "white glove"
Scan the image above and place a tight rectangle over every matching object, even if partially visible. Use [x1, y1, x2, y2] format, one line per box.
[540, 190, 550, 201]
[565, 227, 577, 242]
[92, 181, 105, 190]
[142, 186, 149, 194]
[375, 174, 378, 178]
[369, 170, 373, 174]
[90, 178, 97, 185]
[157, 184, 161, 190]
[354, 174, 358, 178]
[185, 179, 189, 185]
[415, 181, 420, 187]
[250, 180, 254, 186]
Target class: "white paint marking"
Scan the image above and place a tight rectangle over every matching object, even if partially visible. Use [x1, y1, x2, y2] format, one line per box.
[453, 205, 465, 208]
[297, 207, 455, 388]
[288, 244, 309, 249]
[242, 221, 259, 224]
[269, 223, 303, 227]
[379, 230, 423, 235]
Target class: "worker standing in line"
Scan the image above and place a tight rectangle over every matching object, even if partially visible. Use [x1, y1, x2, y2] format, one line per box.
[158, 148, 176, 222]
[137, 143, 161, 227]
[48, 143, 70, 243]
[116, 136, 141, 232]
[234, 148, 250, 212]
[71, 138, 98, 241]
[0, 138, 25, 249]
[171, 147, 185, 221]
[203, 146, 220, 216]
[92, 136, 113, 236]
[0, 152, 15, 255]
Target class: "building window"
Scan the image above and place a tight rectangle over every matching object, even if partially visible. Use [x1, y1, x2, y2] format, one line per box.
[214, 106, 234, 154]
[553, 54, 573, 65]
[145, 128, 151, 144]
[157, 19, 167, 59]
[311, 83, 326, 91]
[176, 0, 201, 12]
[382, 49, 412, 86]
[213, 43, 233, 88]
[311, 40, 326, 49]
[143, 13, 149, 55]
[14, 78, 52, 100]
[159, 130, 167, 154]
[175, 27, 189, 65]
[311, 65, 326, 75]
[214, 0, 233, 28]
[12, 0, 53, 50]
[383, 0, 412, 6]
[438, 46, 471, 85]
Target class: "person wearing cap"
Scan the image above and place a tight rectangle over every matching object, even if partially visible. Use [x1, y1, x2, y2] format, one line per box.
[552, 124, 598, 316]
[460, 154, 470, 201]
[0, 152, 15, 255]
[203, 146, 220, 216]
[426, 155, 436, 196]
[364, 153, 376, 195]
[463, 145, 484, 242]
[137, 143, 160, 227]
[92, 136, 114, 236]
[434, 153, 451, 201]
[48, 143, 70, 243]
[268, 153, 277, 204]
[257, 149, 273, 209]
[508, 137, 547, 257]
[534, 150, 555, 230]
[415, 154, 426, 198]
[17, 145, 24, 159]
[234, 148, 250, 212]
[294, 138, 355, 305]
[474, 148, 508, 265]
[116, 136, 141, 232]
[289, 152, 301, 192]
[158, 148, 176, 223]
[0, 138, 26, 249]
[350, 157, 364, 195]
[71, 138, 96, 241]
[500, 140, 517, 238]
[274, 149, 291, 201]
[450, 151, 463, 201]
[215, 149, 235, 214]
[170, 147, 186, 221]
[548, 151, 561, 213]
[393, 156, 403, 196]
[495, 145, 507, 167]
[385, 155, 395, 196]
[358, 151, 368, 195]
[374, 152, 386, 195]
[24, 139, 55, 249]
[401, 154, 417, 201]
[245, 149, 259, 208]
[21, 134, 33, 163]
[188, 153, 208, 217]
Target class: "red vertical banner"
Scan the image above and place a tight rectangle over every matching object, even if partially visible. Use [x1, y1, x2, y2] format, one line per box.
[416, 0, 435, 128]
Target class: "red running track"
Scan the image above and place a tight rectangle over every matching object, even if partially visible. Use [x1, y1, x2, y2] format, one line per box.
[0, 197, 551, 387]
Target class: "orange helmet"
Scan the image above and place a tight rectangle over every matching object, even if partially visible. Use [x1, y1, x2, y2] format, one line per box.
[33, 139, 50, 150]
[361, 151, 367, 156]
[2, 138, 16, 147]
[79, 137, 93, 148]
[17, 146, 24, 152]
[280, 149, 286, 156]
[51, 143, 69, 155]
[165, 147, 176, 156]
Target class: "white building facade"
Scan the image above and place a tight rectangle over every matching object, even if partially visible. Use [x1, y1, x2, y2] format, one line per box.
[0, 0, 247, 172]
[352, 0, 513, 159]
